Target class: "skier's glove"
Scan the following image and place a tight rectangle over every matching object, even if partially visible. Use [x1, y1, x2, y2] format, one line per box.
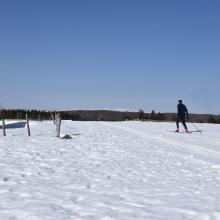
[187, 115, 190, 119]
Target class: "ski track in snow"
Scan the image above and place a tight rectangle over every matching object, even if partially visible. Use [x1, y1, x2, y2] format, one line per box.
[101, 122, 220, 164]
[0, 121, 220, 220]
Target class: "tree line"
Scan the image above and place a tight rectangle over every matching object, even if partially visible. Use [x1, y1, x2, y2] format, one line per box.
[0, 108, 220, 124]
[0, 109, 81, 121]
[1, 109, 53, 120]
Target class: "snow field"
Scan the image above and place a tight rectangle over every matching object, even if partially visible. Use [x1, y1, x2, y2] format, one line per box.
[0, 121, 220, 220]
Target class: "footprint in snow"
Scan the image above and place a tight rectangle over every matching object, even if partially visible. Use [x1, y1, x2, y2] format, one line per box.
[3, 177, 10, 182]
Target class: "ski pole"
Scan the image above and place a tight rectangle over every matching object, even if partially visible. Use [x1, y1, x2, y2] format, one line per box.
[191, 123, 202, 134]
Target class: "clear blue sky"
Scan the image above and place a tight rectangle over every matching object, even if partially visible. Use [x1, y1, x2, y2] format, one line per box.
[0, 0, 219, 113]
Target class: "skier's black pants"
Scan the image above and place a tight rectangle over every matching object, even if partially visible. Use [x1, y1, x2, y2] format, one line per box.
[176, 116, 188, 130]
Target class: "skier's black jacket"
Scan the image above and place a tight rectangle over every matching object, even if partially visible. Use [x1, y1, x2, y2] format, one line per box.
[177, 104, 189, 120]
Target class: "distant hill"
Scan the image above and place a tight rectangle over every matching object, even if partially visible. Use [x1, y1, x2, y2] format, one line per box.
[61, 110, 220, 124]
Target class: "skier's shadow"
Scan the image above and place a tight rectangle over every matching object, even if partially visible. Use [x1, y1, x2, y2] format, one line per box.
[189, 130, 203, 134]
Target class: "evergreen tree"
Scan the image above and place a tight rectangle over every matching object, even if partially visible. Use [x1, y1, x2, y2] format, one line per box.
[138, 109, 145, 121]
[150, 110, 156, 120]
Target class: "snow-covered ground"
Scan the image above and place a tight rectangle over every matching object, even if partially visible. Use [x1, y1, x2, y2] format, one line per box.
[0, 121, 220, 220]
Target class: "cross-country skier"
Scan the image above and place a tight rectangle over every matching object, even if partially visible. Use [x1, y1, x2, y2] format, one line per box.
[176, 100, 189, 133]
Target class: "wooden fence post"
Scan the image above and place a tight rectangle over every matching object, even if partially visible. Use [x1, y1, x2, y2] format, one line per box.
[51, 113, 55, 125]
[26, 113, 31, 136]
[2, 117, 6, 136]
[55, 113, 61, 137]
[0, 108, 6, 136]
